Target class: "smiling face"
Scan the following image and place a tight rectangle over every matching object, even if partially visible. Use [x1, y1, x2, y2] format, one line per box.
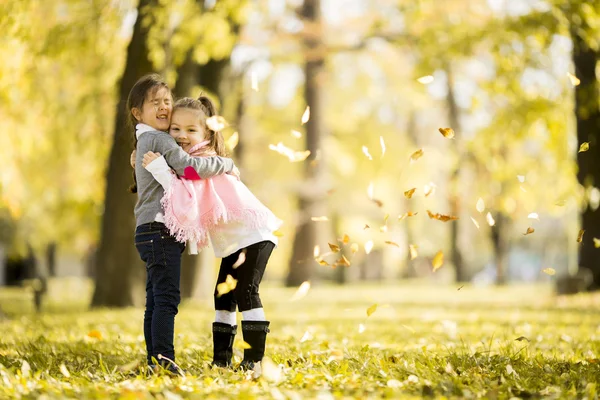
[169, 108, 207, 153]
[131, 86, 172, 131]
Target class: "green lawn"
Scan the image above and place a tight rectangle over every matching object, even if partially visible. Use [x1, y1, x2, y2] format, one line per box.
[1, 281, 599, 399]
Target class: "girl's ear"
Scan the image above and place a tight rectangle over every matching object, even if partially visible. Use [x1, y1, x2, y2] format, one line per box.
[132, 107, 142, 122]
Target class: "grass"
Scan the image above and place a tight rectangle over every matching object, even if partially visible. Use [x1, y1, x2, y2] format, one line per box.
[1, 280, 599, 399]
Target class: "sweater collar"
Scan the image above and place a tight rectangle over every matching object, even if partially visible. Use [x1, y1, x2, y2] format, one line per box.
[136, 123, 163, 140]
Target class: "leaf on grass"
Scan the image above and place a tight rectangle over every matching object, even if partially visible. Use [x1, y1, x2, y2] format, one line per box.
[226, 132, 239, 150]
[404, 188, 416, 199]
[470, 217, 480, 230]
[364, 240, 374, 254]
[568, 72, 581, 86]
[476, 198, 485, 213]
[232, 250, 247, 269]
[439, 127, 455, 139]
[523, 227, 535, 236]
[301, 106, 310, 124]
[594, 238, 600, 248]
[486, 212, 495, 226]
[311, 216, 329, 222]
[118, 360, 140, 373]
[362, 146, 373, 160]
[427, 210, 458, 222]
[385, 241, 400, 247]
[300, 331, 313, 343]
[21, 360, 30, 377]
[542, 268, 556, 276]
[409, 244, 418, 260]
[59, 364, 71, 378]
[217, 275, 238, 297]
[579, 142, 590, 153]
[577, 229, 585, 243]
[291, 281, 311, 301]
[328, 243, 341, 253]
[380, 136, 386, 158]
[515, 336, 530, 342]
[398, 211, 418, 220]
[87, 330, 102, 340]
[432, 251, 444, 272]
[417, 75, 434, 84]
[410, 149, 424, 162]
[366, 304, 378, 317]
[350, 243, 359, 253]
[206, 115, 228, 131]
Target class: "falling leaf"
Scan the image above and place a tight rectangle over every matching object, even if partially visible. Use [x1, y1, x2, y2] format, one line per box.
[59, 364, 71, 378]
[251, 70, 258, 91]
[358, 324, 366, 333]
[362, 146, 373, 160]
[379, 225, 388, 233]
[235, 340, 252, 349]
[366, 304, 378, 317]
[226, 131, 239, 150]
[268, 142, 311, 162]
[364, 240, 374, 254]
[515, 336, 530, 342]
[594, 238, 600, 248]
[476, 198, 485, 213]
[206, 115, 228, 131]
[272, 230, 284, 237]
[350, 243, 359, 253]
[520, 185, 527, 193]
[398, 211, 418, 220]
[542, 268, 556, 276]
[291, 281, 311, 301]
[87, 330, 102, 340]
[291, 129, 302, 138]
[577, 229, 585, 243]
[409, 244, 418, 260]
[528, 213, 539, 220]
[555, 199, 566, 206]
[328, 243, 341, 253]
[457, 285, 464, 291]
[523, 227, 535, 236]
[216, 275, 238, 297]
[363, 224, 370, 230]
[579, 142, 590, 153]
[486, 212, 495, 226]
[342, 234, 350, 244]
[417, 75, 434, 84]
[316, 257, 329, 266]
[313, 245, 320, 258]
[335, 255, 351, 267]
[385, 241, 400, 247]
[371, 198, 384, 207]
[410, 149, 424, 162]
[232, 250, 247, 269]
[432, 251, 444, 272]
[404, 188, 416, 199]
[380, 136, 386, 158]
[311, 216, 329, 222]
[517, 175, 525, 183]
[423, 183, 436, 197]
[470, 217, 480, 230]
[427, 210, 459, 222]
[301, 106, 310, 124]
[438, 127, 455, 139]
[568, 72, 581, 86]
[367, 182, 374, 199]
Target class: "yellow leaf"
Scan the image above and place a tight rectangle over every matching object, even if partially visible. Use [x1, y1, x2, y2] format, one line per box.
[328, 243, 341, 253]
[342, 234, 350, 244]
[577, 229, 585, 243]
[206, 115, 228, 131]
[523, 227, 535, 236]
[404, 188, 416, 199]
[438, 127, 455, 139]
[371, 198, 384, 207]
[87, 330, 102, 340]
[251, 70, 258, 91]
[417, 75, 434, 84]
[517, 175, 525, 183]
[427, 210, 459, 222]
[486, 212, 495, 226]
[594, 238, 600, 248]
[432, 251, 444, 272]
[364, 240, 374, 254]
[410, 149, 424, 162]
[291, 281, 311, 301]
[350, 243, 359, 253]
[542, 268, 556, 276]
[385, 241, 400, 247]
[379, 225, 388, 233]
[409, 244, 418, 260]
[311, 216, 329, 222]
[398, 211, 418, 220]
[313, 245, 320, 257]
[272, 230, 284, 237]
[316, 257, 329, 266]
[362, 146, 373, 160]
[476, 198, 485, 213]
[301, 106, 310, 124]
[423, 183, 436, 197]
[470, 217, 480, 230]
[579, 142, 590, 153]
[291, 129, 302, 138]
[568, 72, 580, 86]
[358, 324, 366, 333]
[226, 132, 239, 150]
[232, 250, 246, 269]
[235, 340, 252, 350]
[363, 224, 370, 230]
[216, 275, 237, 297]
[380, 136, 386, 158]
[335, 255, 351, 267]
[366, 304, 378, 317]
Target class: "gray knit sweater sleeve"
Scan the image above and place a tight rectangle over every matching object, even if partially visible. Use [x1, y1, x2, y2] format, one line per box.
[153, 134, 235, 178]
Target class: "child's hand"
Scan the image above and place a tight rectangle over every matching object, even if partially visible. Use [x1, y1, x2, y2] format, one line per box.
[142, 152, 161, 168]
[130, 150, 136, 168]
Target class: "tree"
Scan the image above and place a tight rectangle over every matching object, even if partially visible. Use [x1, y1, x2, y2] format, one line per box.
[92, 0, 157, 307]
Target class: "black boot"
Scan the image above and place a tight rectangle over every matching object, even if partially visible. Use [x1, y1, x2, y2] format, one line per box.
[212, 322, 237, 367]
[240, 321, 270, 370]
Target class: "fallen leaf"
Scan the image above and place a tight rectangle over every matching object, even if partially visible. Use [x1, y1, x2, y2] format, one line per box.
[409, 244, 418, 260]
[439, 127, 455, 139]
[350, 243, 359, 253]
[260, 357, 282, 383]
[291, 281, 311, 301]
[380, 136, 386, 158]
[410, 149, 424, 162]
[206, 115, 228, 131]
[313, 245, 320, 258]
[432, 251, 444, 272]
[427, 210, 459, 222]
[568, 72, 581, 86]
[542, 268, 556, 276]
[515, 336, 530, 342]
[398, 211, 418, 220]
[291, 129, 302, 138]
[417, 75, 434, 84]
[366, 304, 378, 317]
[328, 243, 341, 253]
[232, 250, 247, 268]
[470, 217, 480, 229]
[342, 234, 350, 244]
[301, 106, 310, 124]
[364, 240, 374, 254]
[59, 364, 71, 378]
[476, 198, 485, 213]
[21, 360, 31, 378]
[528, 212, 539, 220]
[577, 229, 585, 243]
[87, 330, 102, 340]
[523, 227, 535, 236]
[486, 212, 495, 226]
[216, 275, 238, 296]
[594, 238, 600, 248]
[226, 131, 239, 150]
[311, 216, 329, 222]
[385, 241, 400, 247]
[404, 188, 416, 199]
[579, 142, 590, 153]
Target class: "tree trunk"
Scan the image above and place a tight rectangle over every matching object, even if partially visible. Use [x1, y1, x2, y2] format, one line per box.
[571, 25, 600, 290]
[490, 213, 509, 285]
[286, 0, 327, 287]
[46, 242, 56, 277]
[445, 66, 467, 282]
[91, 0, 156, 307]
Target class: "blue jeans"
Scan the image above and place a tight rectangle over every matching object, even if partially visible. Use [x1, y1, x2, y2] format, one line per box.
[134, 222, 185, 365]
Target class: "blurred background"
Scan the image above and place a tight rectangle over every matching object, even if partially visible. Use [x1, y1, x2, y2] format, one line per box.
[0, 0, 599, 310]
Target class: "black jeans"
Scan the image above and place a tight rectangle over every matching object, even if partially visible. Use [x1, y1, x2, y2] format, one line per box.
[214, 241, 274, 312]
[134, 222, 185, 365]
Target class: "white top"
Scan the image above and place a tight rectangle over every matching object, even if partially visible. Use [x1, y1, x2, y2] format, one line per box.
[136, 124, 165, 223]
[145, 156, 278, 258]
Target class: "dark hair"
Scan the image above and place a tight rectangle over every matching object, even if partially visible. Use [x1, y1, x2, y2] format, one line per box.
[126, 73, 171, 193]
[173, 95, 227, 157]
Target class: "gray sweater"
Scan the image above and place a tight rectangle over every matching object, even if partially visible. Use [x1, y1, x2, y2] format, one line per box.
[134, 130, 235, 227]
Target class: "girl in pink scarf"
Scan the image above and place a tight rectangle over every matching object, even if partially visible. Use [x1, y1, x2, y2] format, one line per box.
[142, 96, 281, 371]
